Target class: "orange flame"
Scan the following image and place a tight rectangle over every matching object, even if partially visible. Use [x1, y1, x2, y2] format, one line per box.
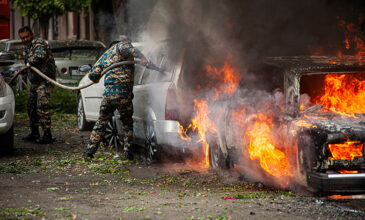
[328, 140, 363, 160]
[295, 120, 317, 128]
[206, 56, 241, 100]
[191, 99, 217, 167]
[179, 56, 241, 168]
[337, 19, 365, 63]
[246, 114, 293, 177]
[314, 74, 365, 118]
[338, 170, 359, 174]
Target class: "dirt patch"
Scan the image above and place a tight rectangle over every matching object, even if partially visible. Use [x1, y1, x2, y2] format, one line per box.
[0, 113, 365, 220]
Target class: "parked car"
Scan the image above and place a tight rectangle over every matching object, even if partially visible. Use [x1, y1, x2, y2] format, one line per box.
[0, 68, 15, 154]
[77, 43, 196, 163]
[49, 40, 106, 84]
[208, 55, 365, 193]
[0, 39, 106, 86]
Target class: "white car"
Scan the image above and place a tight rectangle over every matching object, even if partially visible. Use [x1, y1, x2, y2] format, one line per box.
[0, 73, 15, 153]
[76, 43, 195, 163]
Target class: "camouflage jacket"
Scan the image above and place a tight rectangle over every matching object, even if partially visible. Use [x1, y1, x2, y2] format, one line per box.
[88, 41, 145, 86]
[23, 37, 56, 85]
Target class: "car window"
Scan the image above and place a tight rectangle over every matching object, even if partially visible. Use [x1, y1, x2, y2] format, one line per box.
[52, 49, 70, 60]
[0, 43, 5, 51]
[70, 48, 103, 60]
[134, 65, 145, 85]
[8, 42, 24, 60]
[140, 55, 173, 84]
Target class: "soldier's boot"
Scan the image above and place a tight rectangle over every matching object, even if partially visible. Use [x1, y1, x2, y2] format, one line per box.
[23, 126, 40, 142]
[35, 128, 54, 144]
[124, 146, 133, 161]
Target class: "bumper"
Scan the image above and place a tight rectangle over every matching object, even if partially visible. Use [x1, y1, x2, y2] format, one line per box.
[153, 120, 196, 151]
[306, 171, 365, 193]
[0, 99, 14, 134]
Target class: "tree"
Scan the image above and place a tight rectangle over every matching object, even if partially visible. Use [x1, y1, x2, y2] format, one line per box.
[13, 0, 90, 38]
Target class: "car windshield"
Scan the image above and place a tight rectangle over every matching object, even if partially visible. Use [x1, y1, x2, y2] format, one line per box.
[52, 48, 104, 60]
[300, 72, 365, 116]
[8, 42, 24, 60]
[0, 42, 6, 51]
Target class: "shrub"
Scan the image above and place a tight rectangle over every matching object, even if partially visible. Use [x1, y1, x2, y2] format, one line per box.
[14, 85, 77, 114]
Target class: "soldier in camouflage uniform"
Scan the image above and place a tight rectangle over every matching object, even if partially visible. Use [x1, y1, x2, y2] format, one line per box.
[19, 26, 56, 144]
[85, 36, 148, 159]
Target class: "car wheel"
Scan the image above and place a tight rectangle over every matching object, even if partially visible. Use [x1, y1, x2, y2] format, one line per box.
[144, 122, 159, 164]
[104, 118, 123, 151]
[209, 139, 230, 170]
[77, 95, 93, 131]
[0, 125, 14, 154]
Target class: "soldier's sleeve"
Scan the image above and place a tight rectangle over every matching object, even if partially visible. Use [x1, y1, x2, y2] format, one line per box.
[27, 44, 48, 66]
[88, 65, 103, 83]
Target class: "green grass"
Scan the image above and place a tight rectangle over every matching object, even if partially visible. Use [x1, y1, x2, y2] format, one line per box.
[0, 207, 46, 218]
[14, 85, 77, 114]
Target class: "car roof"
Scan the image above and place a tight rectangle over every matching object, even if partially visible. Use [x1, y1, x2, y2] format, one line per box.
[261, 55, 365, 75]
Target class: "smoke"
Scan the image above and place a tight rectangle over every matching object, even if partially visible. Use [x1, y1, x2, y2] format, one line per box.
[124, 0, 365, 189]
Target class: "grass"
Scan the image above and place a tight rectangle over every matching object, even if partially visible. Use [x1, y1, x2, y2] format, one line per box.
[0, 207, 46, 218]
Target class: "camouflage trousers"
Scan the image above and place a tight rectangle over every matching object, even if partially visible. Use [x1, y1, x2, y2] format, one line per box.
[86, 83, 134, 154]
[28, 83, 53, 129]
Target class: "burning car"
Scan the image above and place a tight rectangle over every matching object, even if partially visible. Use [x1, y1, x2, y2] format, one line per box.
[208, 55, 365, 193]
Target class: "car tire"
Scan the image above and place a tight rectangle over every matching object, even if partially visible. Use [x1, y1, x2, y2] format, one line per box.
[144, 122, 159, 164]
[0, 125, 14, 154]
[209, 139, 230, 170]
[77, 95, 93, 131]
[104, 117, 124, 152]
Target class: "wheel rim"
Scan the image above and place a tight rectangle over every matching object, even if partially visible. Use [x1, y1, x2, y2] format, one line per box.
[105, 119, 123, 151]
[145, 124, 157, 163]
[77, 99, 84, 129]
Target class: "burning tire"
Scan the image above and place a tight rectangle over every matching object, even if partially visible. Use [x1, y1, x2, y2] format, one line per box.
[208, 136, 231, 170]
[77, 95, 93, 131]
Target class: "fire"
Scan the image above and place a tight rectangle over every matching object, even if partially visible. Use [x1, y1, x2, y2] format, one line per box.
[295, 119, 317, 128]
[328, 140, 363, 160]
[338, 170, 359, 174]
[337, 19, 365, 63]
[205, 56, 241, 100]
[246, 114, 293, 177]
[179, 56, 241, 168]
[314, 74, 365, 118]
[191, 99, 217, 167]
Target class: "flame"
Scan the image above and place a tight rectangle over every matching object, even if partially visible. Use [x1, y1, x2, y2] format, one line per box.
[246, 114, 293, 177]
[191, 99, 217, 167]
[338, 170, 359, 174]
[179, 56, 241, 168]
[206, 56, 241, 100]
[295, 120, 317, 128]
[313, 74, 365, 118]
[179, 124, 191, 142]
[328, 140, 363, 160]
[337, 19, 365, 63]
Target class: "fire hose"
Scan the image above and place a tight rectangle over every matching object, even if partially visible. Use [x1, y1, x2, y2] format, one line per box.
[8, 60, 164, 91]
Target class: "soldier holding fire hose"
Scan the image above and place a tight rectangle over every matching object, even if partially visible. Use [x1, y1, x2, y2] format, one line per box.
[84, 36, 149, 160]
[18, 26, 56, 144]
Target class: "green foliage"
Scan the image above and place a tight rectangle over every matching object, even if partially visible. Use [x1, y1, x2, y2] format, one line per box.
[14, 86, 77, 114]
[0, 207, 45, 218]
[50, 87, 77, 114]
[13, 0, 91, 19]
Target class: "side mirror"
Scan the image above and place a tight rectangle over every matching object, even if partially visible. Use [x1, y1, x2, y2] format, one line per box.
[78, 64, 92, 73]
